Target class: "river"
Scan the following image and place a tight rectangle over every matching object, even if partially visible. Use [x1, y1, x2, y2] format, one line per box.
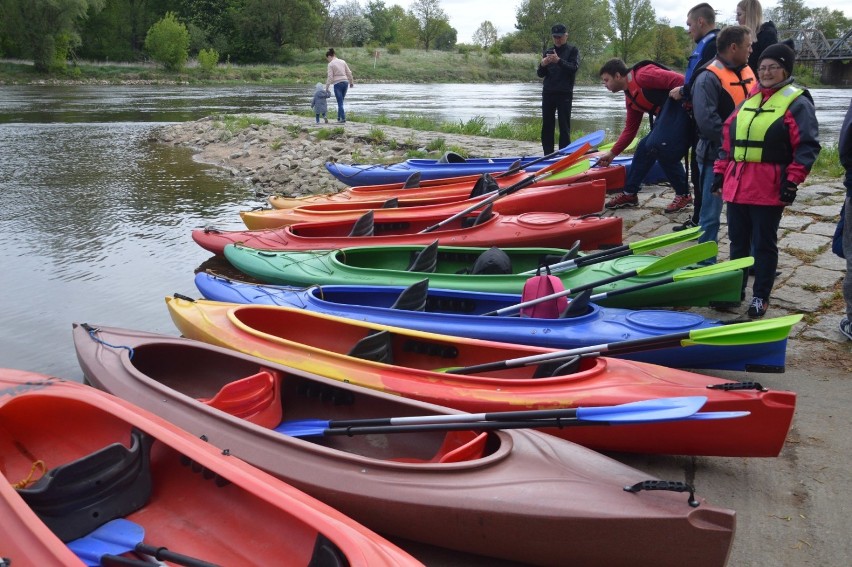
[0, 83, 849, 379]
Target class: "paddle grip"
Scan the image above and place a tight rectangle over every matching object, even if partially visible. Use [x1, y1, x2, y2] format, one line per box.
[623, 480, 699, 508]
[136, 543, 221, 567]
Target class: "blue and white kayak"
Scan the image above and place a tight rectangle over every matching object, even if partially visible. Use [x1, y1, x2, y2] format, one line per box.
[194, 272, 787, 373]
[325, 131, 606, 186]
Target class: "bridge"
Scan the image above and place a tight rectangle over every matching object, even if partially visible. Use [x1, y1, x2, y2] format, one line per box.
[778, 28, 852, 85]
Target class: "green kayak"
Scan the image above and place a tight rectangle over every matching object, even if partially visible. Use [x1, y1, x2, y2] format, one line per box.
[222, 243, 744, 309]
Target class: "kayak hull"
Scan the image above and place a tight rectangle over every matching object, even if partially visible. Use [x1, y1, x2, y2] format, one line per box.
[222, 244, 744, 309]
[194, 272, 788, 373]
[243, 178, 607, 229]
[268, 166, 626, 210]
[73, 326, 736, 567]
[164, 299, 796, 458]
[0, 369, 416, 567]
[194, 212, 623, 256]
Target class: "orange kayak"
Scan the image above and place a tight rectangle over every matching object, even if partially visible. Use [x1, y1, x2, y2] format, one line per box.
[73, 326, 737, 567]
[267, 165, 625, 211]
[163, 298, 797, 458]
[242, 178, 606, 229]
[0, 369, 418, 566]
[193, 211, 623, 255]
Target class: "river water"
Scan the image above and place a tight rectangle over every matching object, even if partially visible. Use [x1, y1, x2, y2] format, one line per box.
[1, 83, 850, 378]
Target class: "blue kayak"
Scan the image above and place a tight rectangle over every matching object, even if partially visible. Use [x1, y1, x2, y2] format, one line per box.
[194, 272, 787, 373]
[325, 131, 607, 186]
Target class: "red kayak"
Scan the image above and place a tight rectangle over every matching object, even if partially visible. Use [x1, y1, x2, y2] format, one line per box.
[164, 298, 797, 458]
[0, 369, 419, 566]
[242, 178, 607, 229]
[193, 211, 623, 255]
[266, 166, 625, 211]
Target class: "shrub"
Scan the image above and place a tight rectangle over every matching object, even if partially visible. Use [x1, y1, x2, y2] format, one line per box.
[144, 12, 190, 71]
[387, 44, 401, 55]
[197, 48, 219, 73]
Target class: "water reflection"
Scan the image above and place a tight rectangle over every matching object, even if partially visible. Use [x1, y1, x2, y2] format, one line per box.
[0, 83, 849, 378]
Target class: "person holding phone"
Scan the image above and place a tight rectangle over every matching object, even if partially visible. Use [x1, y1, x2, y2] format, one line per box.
[536, 23, 580, 155]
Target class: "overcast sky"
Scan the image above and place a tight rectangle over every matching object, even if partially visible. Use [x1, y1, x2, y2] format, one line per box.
[387, 0, 852, 44]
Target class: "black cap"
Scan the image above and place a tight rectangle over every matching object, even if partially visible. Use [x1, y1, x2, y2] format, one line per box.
[551, 24, 567, 36]
[758, 43, 795, 75]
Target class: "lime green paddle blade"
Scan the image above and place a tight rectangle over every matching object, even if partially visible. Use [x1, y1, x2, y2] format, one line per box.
[629, 227, 702, 253]
[683, 314, 802, 346]
[672, 256, 754, 280]
[636, 241, 717, 277]
[548, 159, 592, 181]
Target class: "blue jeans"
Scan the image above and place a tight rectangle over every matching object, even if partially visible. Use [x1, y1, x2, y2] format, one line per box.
[333, 82, 348, 121]
[697, 160, 723, 264]
[624, 99, 690, 195]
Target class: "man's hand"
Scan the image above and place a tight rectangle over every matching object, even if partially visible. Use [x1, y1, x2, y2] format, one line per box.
[669, 86, 684, 101]
[596, 150, 616, 168]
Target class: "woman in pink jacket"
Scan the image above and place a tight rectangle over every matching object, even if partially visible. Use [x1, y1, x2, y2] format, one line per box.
[325, 48, 354, 123]
[712, 43, 820, 318]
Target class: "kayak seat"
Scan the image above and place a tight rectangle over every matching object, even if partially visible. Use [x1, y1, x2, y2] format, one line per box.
[402, 171, 422, 188]
[559, 289, 593, 319]
[381, 197, 399, 208]
[538, 242, 581, 267]
[532, 355, 582, 378]
[394, 431, 488, 464]
[348, 330, 394, 364]
[390, 279, 429, 311]
[437, 151, 465, 164]
[455, 246, 512, 275]
[348, 210, 374, 237]
[468, 173, 500, 198]
[406, 240, 438, 273]
[461, 203, 493, 228]
[17, 428, 153, 542]
[199, 369, 284, 429]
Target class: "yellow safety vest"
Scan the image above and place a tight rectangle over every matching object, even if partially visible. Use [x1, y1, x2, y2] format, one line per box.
[732, 84, 804, 163]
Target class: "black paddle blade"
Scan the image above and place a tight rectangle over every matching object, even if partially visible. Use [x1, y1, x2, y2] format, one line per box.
[402, 171, 422, 188]
[381, 197, 399, 208]
[348, 210, 374, 237]
[462, 203, 494, 228]
[390, 279, 429, 311]
[406, 240, 439, 273]
[562, 240, 581, 262]
[532, 355, 582, 378]
[347, 330, 394, 363]
[469, 173, 500, 198]
[560, 288, 593, 319]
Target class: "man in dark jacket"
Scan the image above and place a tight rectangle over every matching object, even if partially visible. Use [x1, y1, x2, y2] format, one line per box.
[537, 23, 580, 155]
[839, 98, 852, 339]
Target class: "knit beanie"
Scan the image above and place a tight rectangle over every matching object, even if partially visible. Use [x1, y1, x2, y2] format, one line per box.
[758, 43, 795, 75]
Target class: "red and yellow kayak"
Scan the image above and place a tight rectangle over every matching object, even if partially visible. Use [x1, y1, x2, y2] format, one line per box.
[0, 369, 418, 566]
[266, 165, 625, 211]
[164, 298, 796, 457]
[194, 211, 623, 255]
[242, 178, 607, 229]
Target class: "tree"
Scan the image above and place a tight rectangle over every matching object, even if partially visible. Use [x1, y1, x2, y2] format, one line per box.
[649, 18, 690, 68]
[409, 0, 451, 50]
[472, 21, 498, 49]
[608, 0, 656, 62]
[233, 0, 324, 61]
[766, 0, 812, 30]
[432, 19, 457, 50]
[344, 16, 373, 46]
[144, 12, 190, 70]
[808, 7, 852, 39]
[0, 0, 106, 71]
[365, 0, 398, 45]
[326, 0, 363, 45]
[515, 0, 611, 57]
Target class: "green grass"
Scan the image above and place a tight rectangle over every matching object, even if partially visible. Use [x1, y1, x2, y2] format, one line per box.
[213, 114, 270, 134]
[811, 143, 844, 178]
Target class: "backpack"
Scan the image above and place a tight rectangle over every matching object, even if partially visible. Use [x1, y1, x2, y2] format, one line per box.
[520, 265, 568, 319]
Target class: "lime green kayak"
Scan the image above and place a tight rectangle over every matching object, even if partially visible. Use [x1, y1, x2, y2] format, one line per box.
[223, 243, 744, 309]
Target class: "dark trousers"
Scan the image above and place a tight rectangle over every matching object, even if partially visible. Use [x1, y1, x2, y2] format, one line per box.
[623, 100, 691, 196]
[727, 202, 784, 300]
[541, 91, 573, 154]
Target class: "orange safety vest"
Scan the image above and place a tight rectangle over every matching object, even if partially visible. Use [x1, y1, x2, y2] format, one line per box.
[703, 59, 756, 118]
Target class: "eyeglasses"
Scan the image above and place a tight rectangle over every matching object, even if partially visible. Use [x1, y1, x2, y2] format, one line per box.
[758, 64, 783, 73]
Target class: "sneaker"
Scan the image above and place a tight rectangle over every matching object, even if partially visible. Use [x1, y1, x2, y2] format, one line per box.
[747, 297, 769, 318]
[324, 117, 329, 123]
[605, 192, 639, 210]
[665, 194, 694, 213]
[841, 317, 852, 340]
[672, 218, 698, 232]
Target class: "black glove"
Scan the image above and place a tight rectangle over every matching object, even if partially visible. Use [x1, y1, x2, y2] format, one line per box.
[711, 173, 724, 193]
[779, 180, 798, 204]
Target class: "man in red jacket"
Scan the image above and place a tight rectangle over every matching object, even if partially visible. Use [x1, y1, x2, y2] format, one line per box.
[598, 59, 693, 213]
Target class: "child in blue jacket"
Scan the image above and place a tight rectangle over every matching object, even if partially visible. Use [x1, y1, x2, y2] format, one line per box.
[311, 83, 331, 123]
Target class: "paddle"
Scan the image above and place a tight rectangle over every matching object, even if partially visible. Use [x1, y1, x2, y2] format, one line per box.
[494, 129, 605, 178]
[418, 144, 590, 234]
[519, 226, 703, 275]
[275, 397, 748, 438]
[444, 314, 802, 375]
[68, 519, 219, 567]
[484, 241, 718, 316]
